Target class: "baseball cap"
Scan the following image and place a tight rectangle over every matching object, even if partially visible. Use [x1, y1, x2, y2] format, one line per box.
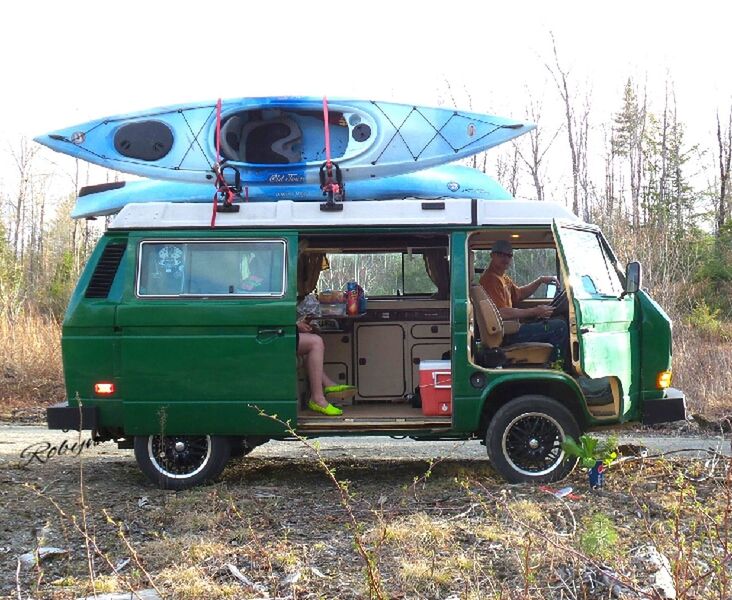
[491, 240, 513, 255]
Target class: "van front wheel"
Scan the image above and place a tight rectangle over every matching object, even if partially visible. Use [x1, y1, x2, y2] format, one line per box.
[134, 435, 231, 490]
[486, 395, 580, 484]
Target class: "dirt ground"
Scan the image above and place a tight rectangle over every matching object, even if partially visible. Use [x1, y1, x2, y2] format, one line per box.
[2, 424, 732, 599]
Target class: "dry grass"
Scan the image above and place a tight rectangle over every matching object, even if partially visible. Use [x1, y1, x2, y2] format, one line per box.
[0, 311, 64, 419]
[6, 440, 732, 599]
[673, 322, 732, 417]
[156, 566, 241, 600]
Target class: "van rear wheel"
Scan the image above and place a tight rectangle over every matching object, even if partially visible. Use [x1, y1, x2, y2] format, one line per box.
[134, 434, 231, 490]
[486, 395, 580, 484]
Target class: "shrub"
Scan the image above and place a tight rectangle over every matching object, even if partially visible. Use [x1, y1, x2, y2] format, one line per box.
[687, 301, 731, 341]
[579, 513, 619, 561]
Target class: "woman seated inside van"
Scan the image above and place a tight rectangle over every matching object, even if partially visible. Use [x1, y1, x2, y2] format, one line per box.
[297, 317, 355, 416]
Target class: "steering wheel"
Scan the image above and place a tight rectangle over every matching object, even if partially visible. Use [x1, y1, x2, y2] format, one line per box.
[549, 287, 569, 316]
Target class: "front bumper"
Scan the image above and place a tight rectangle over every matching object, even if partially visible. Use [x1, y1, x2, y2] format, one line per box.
[47, 402, 99, 431]
[641, 388, 687, 425]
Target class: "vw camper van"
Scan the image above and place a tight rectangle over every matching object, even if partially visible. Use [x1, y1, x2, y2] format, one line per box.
[47, 198, 686, 489]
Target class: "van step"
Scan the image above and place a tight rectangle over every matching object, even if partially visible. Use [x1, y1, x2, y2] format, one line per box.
[297, 415, 452, 432]
[587, 406, 618, 418]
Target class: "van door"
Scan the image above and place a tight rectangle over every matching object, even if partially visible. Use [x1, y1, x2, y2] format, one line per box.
[552, 221, 638, 418]
[117, 233, 298, 436]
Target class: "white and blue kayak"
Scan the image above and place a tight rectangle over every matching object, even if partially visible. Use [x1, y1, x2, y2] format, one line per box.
[35, 96, 533, 185]
[72, 164, 512, 218]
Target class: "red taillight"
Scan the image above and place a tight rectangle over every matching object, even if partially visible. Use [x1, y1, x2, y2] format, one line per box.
[94, 382, 115, 395]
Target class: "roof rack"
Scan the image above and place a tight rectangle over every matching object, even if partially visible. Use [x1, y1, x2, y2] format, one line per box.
[109, 198, 579, 230]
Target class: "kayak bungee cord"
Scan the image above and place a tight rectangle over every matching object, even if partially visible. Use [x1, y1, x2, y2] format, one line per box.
[319, 96, 345, 211]
[369, 101, 526, 163]
[47, 104, 218, 174]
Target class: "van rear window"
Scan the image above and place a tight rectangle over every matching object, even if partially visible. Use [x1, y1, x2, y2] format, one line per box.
[136, 240, 286, 297]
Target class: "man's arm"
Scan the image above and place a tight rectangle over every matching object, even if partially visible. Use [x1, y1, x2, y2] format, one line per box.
[480, 271, 554, 320]
[498, 304, 554, 320]
[516, 275, 558, 302]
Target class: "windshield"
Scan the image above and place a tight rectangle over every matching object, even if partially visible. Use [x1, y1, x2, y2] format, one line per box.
[559, 228, 623, 298]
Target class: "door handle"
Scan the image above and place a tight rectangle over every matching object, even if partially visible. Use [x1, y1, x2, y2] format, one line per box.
[257, 328, 284, 342]
[580, 327, 593, 334]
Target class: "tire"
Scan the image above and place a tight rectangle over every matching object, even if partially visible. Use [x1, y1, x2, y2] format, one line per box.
[485, 395, 580, 484]
[134, 434, 231, 490]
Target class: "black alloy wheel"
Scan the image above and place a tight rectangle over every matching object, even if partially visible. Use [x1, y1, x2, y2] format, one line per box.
[134, 434, 231, 490]
[486, 395, 580, 483]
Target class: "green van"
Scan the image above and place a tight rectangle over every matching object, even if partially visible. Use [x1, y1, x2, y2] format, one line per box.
[47, 198, 686, 489]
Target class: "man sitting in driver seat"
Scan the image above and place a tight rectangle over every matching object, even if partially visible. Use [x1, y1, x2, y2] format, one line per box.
[479, 240, 569, 365]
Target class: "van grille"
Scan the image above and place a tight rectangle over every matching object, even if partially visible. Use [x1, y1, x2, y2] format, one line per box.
[85, 243, 126, 298]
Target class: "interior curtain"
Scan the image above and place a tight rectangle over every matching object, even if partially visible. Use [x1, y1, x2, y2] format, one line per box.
[423, 249, 450, 299]
[298, 253, 329, 297]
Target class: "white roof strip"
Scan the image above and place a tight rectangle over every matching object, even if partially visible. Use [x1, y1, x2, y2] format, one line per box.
[476, 200, 579, 225]
[110, 199, 474, 229]
[110, 199, 582, 230]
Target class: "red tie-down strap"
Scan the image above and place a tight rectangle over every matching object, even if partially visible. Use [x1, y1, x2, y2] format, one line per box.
[210, 98, 240, 227]
[320, 96, 345, 205]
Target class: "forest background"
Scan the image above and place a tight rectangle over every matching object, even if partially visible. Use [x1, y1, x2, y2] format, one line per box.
[0, 17, 730, 420]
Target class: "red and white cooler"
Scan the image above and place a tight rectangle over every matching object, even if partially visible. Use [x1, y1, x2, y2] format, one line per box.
[419, 360, 452, 416]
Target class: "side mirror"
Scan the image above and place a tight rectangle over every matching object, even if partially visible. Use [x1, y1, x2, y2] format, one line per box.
[625, 261, 642, 294]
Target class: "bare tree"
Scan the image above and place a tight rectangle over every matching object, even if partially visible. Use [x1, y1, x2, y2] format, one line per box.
[577, 94, 592, 221]
[7, 138, 39, 259]
[716, 107, 732, 236]
[603, 128, 615, 218]
[494, 145, 521, 198]
[514, 90, 561, 202]
[546, 33, 591, 217]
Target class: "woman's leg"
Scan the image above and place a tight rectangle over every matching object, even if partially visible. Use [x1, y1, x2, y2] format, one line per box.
[297, 332, 329, 407]
[322, 372, 338, 388]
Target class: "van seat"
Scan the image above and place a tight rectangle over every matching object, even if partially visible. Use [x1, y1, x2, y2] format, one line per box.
[469, 285, 553, 367]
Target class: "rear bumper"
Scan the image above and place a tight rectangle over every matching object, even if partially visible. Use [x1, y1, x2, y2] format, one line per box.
[641, 388, 687, 425]
[47, 402, 99, 431]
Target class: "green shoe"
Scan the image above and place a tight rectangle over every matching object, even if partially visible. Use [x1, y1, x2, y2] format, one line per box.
[308, 400, 343, 416]
[324, 384, 356, 393]
[324, 385, 357, 400]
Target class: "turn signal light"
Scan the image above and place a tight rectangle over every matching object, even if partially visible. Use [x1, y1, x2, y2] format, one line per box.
[656, 371, 672, 390]
[94, 382, 115, 395]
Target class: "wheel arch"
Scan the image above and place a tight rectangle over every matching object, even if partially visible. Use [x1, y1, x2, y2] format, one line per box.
[478, 373, 588, 437]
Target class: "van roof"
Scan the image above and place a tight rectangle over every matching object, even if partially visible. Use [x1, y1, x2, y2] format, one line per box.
[108, 199, 580, 230]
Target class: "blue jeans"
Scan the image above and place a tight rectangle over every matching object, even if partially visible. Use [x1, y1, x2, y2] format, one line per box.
[503, 318, 568, 364]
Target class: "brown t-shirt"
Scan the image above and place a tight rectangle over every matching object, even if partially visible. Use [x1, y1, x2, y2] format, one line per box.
[479, 264, 519, 309]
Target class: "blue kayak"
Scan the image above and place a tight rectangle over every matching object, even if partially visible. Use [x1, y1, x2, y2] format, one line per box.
[71, 164, 512, 218]
[35, 96, 533, 185]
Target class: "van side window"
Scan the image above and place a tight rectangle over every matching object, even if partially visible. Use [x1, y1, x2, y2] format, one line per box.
[317, 251, 441, 297]
[137, 240, 286, 297]
[474, 248, 558, 299]
[508, 248, 559, 299]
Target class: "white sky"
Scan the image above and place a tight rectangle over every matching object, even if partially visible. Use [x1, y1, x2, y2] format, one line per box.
[0, 0, 730, 201]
